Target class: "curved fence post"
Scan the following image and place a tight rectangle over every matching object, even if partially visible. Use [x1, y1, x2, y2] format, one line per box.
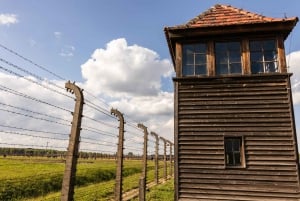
[111, 108, 125, 201]
[61, 81, 84, 201]
[150, 132, 159, 184]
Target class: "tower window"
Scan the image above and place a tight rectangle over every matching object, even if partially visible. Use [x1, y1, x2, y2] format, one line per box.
[224, 137, 245, 168]
[215, 42, 242, 75]
[182, 43, 207, 76]
[250, 40, 278, 74]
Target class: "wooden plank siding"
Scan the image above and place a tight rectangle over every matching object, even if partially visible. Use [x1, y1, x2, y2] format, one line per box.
[174, 74, 300, 200]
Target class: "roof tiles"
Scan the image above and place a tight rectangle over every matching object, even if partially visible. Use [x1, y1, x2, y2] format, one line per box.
[175, 4, 297, 28]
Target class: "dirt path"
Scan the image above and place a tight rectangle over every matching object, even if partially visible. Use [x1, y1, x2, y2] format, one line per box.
[122, 177, 171, 201]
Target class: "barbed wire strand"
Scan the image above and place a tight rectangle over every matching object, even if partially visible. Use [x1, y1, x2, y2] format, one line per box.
[0, 43, 66, 80]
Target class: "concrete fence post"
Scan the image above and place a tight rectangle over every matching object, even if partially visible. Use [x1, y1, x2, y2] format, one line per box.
[137, 123, 148, 201]
[111, 108, 125, 201]
[160, 137, 167, 181]
[61, 81, 84, 201]
[150, 132, 159, 185]
[167, 141, 173, 177]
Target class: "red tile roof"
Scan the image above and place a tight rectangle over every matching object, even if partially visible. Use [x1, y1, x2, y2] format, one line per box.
[171, 4, 297, 29]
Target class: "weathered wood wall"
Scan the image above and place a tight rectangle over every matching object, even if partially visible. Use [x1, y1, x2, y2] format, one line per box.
[174, 74, 300, 201]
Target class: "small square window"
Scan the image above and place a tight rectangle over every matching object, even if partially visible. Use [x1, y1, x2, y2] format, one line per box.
[224, 137, 245, 168]
[215, 42, 242, 75]
[250, 40, 278, 74]
[182, 43, 207, 76]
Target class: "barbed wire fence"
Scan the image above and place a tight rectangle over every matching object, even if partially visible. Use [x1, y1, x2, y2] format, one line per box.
[0, 44, 173, 201]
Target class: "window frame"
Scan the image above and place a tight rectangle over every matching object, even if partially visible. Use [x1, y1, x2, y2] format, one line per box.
[215, 41, 243, 75]
[181, 42, 208, 76]
[178, 37, 282, 77]
[224, 136, 246, 169]
[249, 39, 279, 74]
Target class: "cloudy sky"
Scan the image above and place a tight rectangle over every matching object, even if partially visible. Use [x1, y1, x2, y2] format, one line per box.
[0, 0, 300, 153]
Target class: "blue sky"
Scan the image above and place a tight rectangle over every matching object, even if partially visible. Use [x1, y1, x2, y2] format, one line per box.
[1, 0, 300, 149]
[1, 0, 299, 82]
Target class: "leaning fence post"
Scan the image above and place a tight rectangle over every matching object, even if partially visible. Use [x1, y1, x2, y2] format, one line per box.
[138, 123, 148, 201]
[167, 141, 173, 177]
[61, 81, 84, 201]
[111, 108, 125, 201]
[150, 132, 159, 185]
[160, 137, 167, 181]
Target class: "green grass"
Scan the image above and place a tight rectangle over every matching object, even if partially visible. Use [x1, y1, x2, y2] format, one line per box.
[0, 156, 173, 200]
[130, 179, 174, 201]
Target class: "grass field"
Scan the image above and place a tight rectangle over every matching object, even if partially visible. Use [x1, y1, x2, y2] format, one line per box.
[0, 156, 173, 201]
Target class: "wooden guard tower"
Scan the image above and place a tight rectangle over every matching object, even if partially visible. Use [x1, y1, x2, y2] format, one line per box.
[164, 4, 300, 201]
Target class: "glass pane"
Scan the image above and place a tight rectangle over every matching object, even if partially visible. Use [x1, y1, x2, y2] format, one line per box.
[251, 62, 263, 74]
[229, 51, 241, 62]
[216, 52, 228, 64]
[215, 42, 226, 51]
[227, 154, 234, 165]
[264, 51, 277, 61]
[250, 41, 261, 51]
[250, 52, 263, 62]
[194, 44, 206, 53]
[228, 42, 240, 51]
[234, 153, 241, 165]
[225, 140, 232, 152]
[216, 64, 228, 75]
[265, 62, 277, 72]
[182, 65, 194, 75]
[195, 65, 207, 75]
[230, 63, 242, 74]
[232, 139, 240, 151]
[195, 54, 206, 65]
[182, 44, 194, 54]
[264, 40, 276, 51]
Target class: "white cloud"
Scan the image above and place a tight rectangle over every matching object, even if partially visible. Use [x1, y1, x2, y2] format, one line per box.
[0, 38, 175, 155]
[29, 39, 37, 47]
[54, 31, 62, 39]
[81, 38, 174, 141]
[60, 45, 75, 57]
[0, 14, 18, 25]
[81, 38, 173, 97]
[287, 51, 300, 104]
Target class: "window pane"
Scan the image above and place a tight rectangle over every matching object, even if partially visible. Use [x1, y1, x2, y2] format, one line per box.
[229, 51, 241, 62]
[250, 52, 263, 62]
[250, 39, 278, 74]
[230, 63, 242, 74]
[216, 52, 228, 64]
[182, 44, 194, 54]
[264, 51, 277, 61]
[215, 42, 241, 75]
[251, 62, 263, 74]
[265, 62, 277, 72]
[182, 43, 207, 76]
[264, 40, 276, 51]
[225, 140, 232, 152]
[228, 42, 240, 51]
[195, 65, 207, 75]
[215, 43, 226, 51]
[183, 54, 194, 65]
[216, 64, 228, 75]
[232, 139, 240, 151]
[195, 54, 206, 65]
[182, 65, 194, 75]
[225, 137, 243, 167]
[234, 153, 241, 165]
[194, 44, 206, 53]
[250, 41, 261, 51]
[227, 154, 234, 165]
